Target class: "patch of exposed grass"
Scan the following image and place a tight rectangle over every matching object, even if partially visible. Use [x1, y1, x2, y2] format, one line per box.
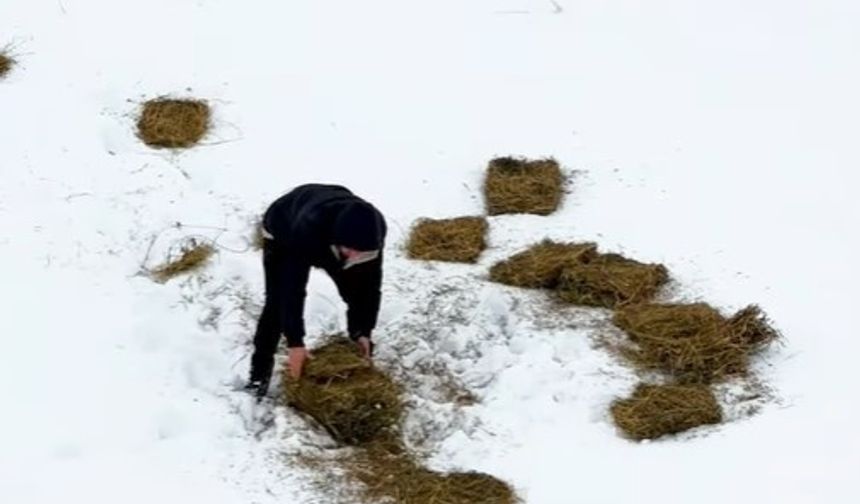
[407, 216, 488, 263]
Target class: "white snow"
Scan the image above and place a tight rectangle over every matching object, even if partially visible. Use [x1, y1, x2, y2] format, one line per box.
[1, 1, 858, 503]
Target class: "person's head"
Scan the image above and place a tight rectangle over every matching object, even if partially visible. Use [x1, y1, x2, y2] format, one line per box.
[331, 200, 386, 253]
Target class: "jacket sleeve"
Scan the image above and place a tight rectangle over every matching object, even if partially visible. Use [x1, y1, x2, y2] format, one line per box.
[336, 252, 383, 340]
[274, 252, 311, 347]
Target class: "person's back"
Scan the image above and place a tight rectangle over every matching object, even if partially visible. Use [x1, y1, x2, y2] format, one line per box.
[263, 184, 355, 249]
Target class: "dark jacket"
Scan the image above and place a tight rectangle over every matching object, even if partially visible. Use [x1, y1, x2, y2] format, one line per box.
[262, 184, 386, 347]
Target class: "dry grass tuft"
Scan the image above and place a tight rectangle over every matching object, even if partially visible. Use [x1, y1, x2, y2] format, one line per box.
[556, 253, 669, 308]
[407, 216, 488, 263]
[344, 442, 518, 504]
[137, 98, 210, 148]
[0, 51, 14, 79]
[613, 303, 780, 383]
[284, 338, 404, 446]
[489, 240, 597, 289]
[484, 156, 564, 215]
[251, 219, 267, 251]
[727, 305, 782, 348]
[150, 239, 215, 283]
[611, 383, 722, 440]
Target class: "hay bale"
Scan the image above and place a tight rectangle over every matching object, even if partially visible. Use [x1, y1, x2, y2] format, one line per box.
[289, 339, 519, 503]
[556, 253, 669, 308]
[137, 98, 210, 148]
[613, 303, 780, 383]
[150, 239, 215, 283]
[615, 303, 725, 343]
[0, 52, 13, 79]
[346, 442, 518, 504]
[611, 383, 722, 440]
[284, 338, 403, 445]
[489, 240, 597, 289]
[407, 216, 488, 263]
[484, 156, 564, 215]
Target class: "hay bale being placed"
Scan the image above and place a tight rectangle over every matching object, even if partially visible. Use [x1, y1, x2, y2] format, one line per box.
[0, 51, 14, 79]
[489, 240, 597, 289]
[289, 339, 520, 503]
[613, 303, 780, 383]
[407, 216, 488, 263]
[556, 253, 669, 308]
[284, 338, 403, 445]
[346, 442, 519, 504]
[137, 98, 210, 148]
[150, 239, 215, 283]
[484, 156, 564, 215]
[611, 383, 722, 440]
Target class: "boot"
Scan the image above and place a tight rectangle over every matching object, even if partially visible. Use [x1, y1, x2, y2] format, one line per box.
[243, 376, 270, 398]
[246, 354, 274, 398]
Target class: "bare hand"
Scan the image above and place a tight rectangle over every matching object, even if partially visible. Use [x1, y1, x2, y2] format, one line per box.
[356, 336, 373, 360]
[288, 347, 310, 379]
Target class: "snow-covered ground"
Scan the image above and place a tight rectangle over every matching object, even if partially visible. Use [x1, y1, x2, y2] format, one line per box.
[2, 1, 858, 502]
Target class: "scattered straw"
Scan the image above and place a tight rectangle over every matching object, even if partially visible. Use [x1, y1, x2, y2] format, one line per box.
[0, 52, 14, 79]
[407, 216, 488, 263]
[345, 442, 518, 504]
[484, 156, 564, 215]
[149, 239, 215, 283]
[611, 383, 722, 440]
[727, 305, 782, 348]
[489, 240, 597, 289]
[137, 98, 210, 148]
[284, 338, 404, 445]
[613, 303, 780, 383]
[556, 253, 669, 308]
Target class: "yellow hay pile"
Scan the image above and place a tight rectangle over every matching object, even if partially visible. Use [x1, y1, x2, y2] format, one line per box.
[346, 442, 518, 504]
[611, 383, 723, 440]
[489, 240, 597, 288]
[613, 303, 780, 383]
[407, 216, 488, 263]
[284, 339, 403, 445]
[484, 157, 564, 215]
[556, 253, 669, 308]
[285, 338, 519, 503]
[137, 98, 210, 148]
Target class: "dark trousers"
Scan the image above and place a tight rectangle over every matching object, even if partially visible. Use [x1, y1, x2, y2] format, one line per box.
[249, 240, 283, 383]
